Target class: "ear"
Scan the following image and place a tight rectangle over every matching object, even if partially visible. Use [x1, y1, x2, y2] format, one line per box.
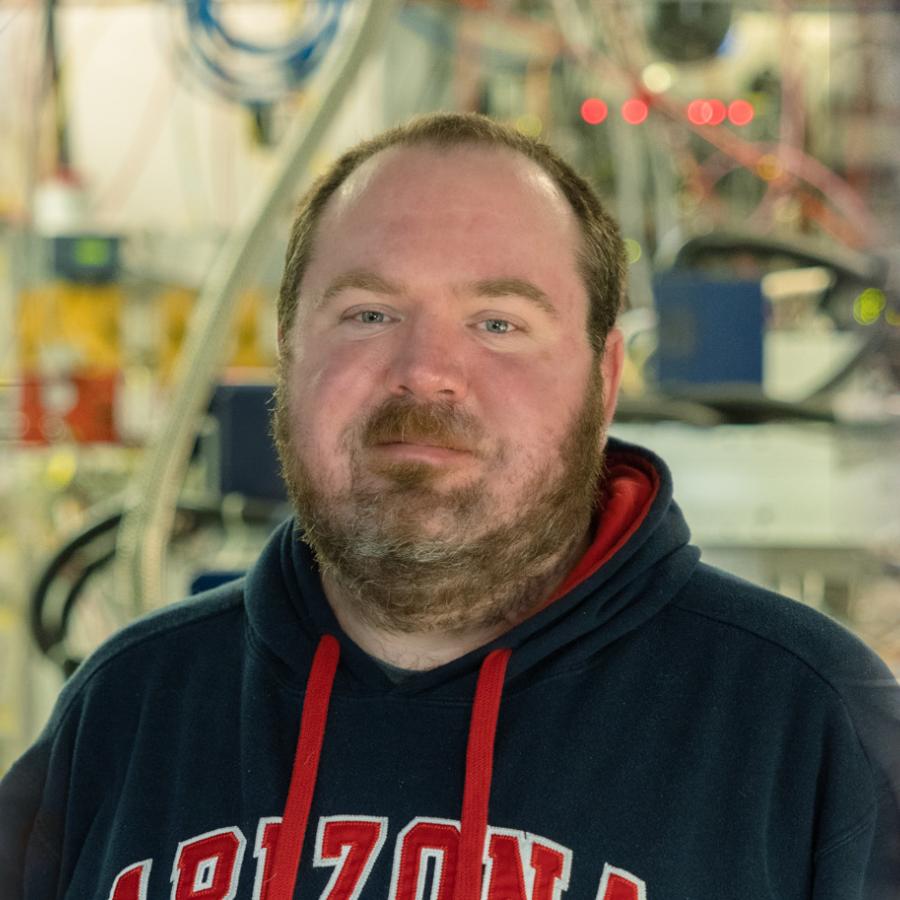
[599, 327, 624, 428]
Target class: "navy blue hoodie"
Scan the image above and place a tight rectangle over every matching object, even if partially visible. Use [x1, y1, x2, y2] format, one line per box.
[2, 439, 899, 899]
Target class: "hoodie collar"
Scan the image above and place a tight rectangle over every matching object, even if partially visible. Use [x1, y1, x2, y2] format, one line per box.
[245, 437, 700, 693]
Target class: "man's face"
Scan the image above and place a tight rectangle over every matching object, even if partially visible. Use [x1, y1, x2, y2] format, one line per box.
[275, 144, 622, 632]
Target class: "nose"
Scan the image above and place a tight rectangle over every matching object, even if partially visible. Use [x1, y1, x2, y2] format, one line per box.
[385, 316, 469, 402]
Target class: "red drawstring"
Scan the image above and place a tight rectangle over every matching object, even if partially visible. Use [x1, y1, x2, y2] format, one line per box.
[454, 648, 512, 900]
[269, 637, 510, 900]
[269, 634, 340, 900]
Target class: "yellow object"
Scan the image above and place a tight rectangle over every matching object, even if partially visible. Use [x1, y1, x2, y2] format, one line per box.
[159, 286, 198, 380]
[624, 239, 642, 265]
[756, 154, 784, 183]
[0, 607, 21, 738]
[160, 286, 275, 379]
[853, 288, 886, 326]
[641, 62, 674, 94]
[18, 283, 123, 370]
[45, 448, 79, 490]
[514, 113, 543, 138]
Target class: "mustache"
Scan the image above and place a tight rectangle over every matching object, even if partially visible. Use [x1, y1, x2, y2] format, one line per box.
[361, 398, 483, 454]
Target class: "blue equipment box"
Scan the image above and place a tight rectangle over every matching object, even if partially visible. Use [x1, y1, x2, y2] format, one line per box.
[209, 383, 287, 502]
[653, 272, 764, 388]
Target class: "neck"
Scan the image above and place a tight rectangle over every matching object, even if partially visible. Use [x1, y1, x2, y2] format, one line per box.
[321, 528, 591, 671]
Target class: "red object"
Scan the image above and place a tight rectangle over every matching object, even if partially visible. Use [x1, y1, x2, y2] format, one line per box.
[395, 822, 459, 898]
[172, 829, 243, 898]
[599, 867, 645, 899]
[317, 819, 386, 896]
[621, 97, 649, 125]
[108, 863, 149, 900]
[269, 634, 340, 900]
[19, 371, 118, 443]
[687, 99, 710, 125]
[550, 454, 660, 601]
[728, 98, 755, 126]
[580, 97, 608, 125]
[707, 99, 727, 125]
[688, 99, 727, 126]
[454, 648, 512, 900]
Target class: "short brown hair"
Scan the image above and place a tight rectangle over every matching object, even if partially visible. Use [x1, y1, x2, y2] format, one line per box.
[277, 112, 626, 353]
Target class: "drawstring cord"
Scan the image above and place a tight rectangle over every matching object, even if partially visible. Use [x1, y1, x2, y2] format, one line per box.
[269, 634, 340, 900]
[454, 648, 512, 900]
[271, 636, 510, 900]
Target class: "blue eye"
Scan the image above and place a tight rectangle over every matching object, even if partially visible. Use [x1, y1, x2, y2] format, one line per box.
[356, 310, 387, 324]
[482, 319, 513, 334]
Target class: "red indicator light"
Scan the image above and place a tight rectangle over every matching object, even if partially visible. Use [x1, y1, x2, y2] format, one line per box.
[687, 99, 726, 126]
[687, 99, 711, 125]
[728, 99, 755, 126]
[621, 98, 649, 125]
[580, 98, 608, 125]
[708, 99, 726, 125]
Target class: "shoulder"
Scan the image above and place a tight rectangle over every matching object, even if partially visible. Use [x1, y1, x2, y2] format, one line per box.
[50, 580, 249, 727]
[85, 579, 247, 668]
[668, 563, 900, 786]
[670, 562, 895, 690]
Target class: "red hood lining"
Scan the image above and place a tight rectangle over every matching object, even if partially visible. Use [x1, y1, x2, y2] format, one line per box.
[550, 450, 661, 602]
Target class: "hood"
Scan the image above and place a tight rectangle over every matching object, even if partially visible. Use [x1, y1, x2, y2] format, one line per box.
[245, 435, 700, 694]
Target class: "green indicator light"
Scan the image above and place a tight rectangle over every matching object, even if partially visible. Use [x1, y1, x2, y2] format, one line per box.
[74, 238, 111, 268]
[853, 288, 886, 326]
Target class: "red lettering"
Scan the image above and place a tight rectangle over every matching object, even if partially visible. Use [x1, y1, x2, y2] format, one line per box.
[484, 831, 529, 900]
[530, 839, 571, 900]
[110, 816, 591, 900]
[108, 860, 151, 900]
[482, 830, 572, 900]
[252, 818, 282, 900]
[389, 818, 461, 900]
[596, 863, 646, 900]
[170, 827, 246, 900]
[314, 816, 388, 899]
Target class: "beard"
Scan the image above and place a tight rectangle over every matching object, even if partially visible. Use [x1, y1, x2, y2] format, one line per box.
[272, 366, 608, 635]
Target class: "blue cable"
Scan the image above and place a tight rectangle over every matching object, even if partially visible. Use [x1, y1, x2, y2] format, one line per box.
[182, 0, 346, 99]
[189, 0, 344, 56]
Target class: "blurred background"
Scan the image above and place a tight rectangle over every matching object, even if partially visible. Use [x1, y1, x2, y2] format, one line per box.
[1, 0, 898, 774]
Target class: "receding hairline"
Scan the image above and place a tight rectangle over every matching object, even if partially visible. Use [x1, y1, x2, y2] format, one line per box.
[298, 139, 586, 295]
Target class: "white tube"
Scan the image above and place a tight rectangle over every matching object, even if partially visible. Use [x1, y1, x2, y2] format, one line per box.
[115, 0, 400, 614]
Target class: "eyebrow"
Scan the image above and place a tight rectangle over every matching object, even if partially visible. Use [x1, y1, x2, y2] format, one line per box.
[316, 270, 404, 309]
[316, 270, 558, 319]
[464, 278, 559, 319]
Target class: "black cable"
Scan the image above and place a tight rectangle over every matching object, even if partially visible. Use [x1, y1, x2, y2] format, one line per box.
[57, 547, 117, 661]
[29, 509, 122, 657]
[29, 500, 284, 675]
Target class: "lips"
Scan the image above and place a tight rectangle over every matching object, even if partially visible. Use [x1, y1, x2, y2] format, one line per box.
[373, 438, 472, 453]
[367, 440, 476, 466]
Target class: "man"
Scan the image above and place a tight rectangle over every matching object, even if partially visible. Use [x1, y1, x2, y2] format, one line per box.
[1, 113, 898, 900]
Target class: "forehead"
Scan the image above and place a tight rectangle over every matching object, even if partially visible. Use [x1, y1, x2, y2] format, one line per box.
[304, 143, 584, 286]
[332, 142, 576, 222]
